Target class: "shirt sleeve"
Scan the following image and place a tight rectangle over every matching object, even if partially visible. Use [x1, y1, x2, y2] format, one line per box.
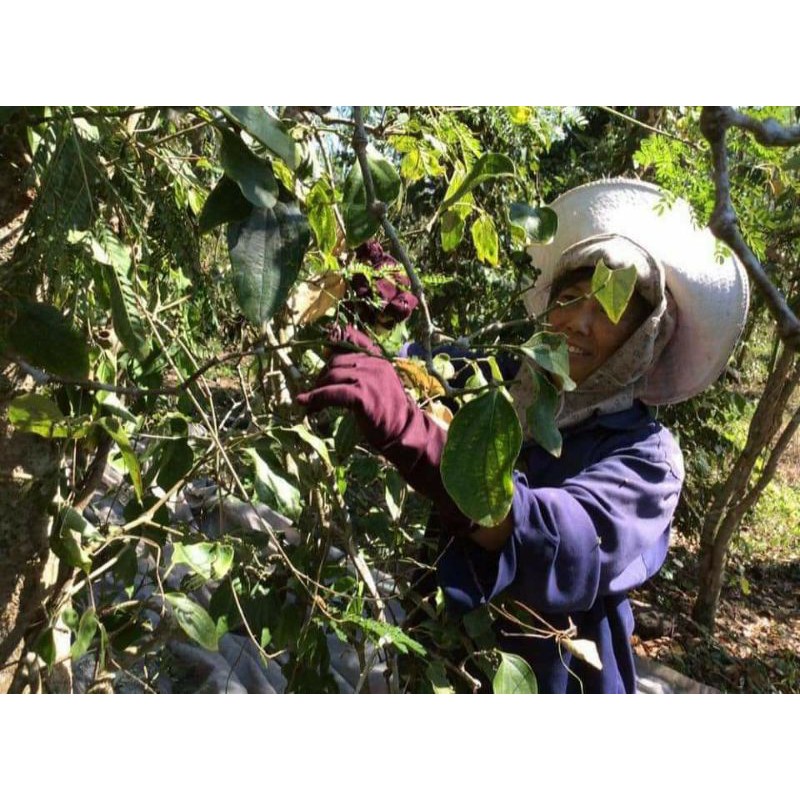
[437, 428, 684, 616]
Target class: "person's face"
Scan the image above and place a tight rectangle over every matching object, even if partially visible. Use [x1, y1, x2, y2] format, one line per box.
[549, 278, 648, 385]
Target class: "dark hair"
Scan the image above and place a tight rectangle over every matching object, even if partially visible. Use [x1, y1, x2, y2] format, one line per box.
[548, 265, 653, 327]
[547, 266, 596, 305]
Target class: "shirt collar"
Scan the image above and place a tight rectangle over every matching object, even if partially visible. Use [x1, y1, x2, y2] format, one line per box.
[561, 400, 652, 434]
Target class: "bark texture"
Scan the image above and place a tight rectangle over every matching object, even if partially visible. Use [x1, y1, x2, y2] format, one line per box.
[0, 370, 60, 690]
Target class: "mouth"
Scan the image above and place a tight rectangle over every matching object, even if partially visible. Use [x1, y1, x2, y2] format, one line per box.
[567, 344, 591, 356]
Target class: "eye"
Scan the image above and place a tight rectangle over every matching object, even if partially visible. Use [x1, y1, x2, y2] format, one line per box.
[556, 289, 583, 304]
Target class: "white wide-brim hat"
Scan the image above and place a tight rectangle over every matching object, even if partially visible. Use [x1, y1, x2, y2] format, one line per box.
[524, 179, 750, 406]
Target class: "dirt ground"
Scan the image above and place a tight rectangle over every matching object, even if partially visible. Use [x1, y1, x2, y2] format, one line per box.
[631, 528, 800, 693]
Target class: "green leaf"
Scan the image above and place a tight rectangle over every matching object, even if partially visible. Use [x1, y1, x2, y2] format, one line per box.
[96, 418, 143, 501]
[34, 628, 57, 667]
[441, 388, 523, 526]
[306, 179, 338, 254]
[61, 607, 80, 632]
[246, 447, 302, 520]
[463, 605, 494, 646]
[7, 394, 92, 439]
[524, 368, 563, 458]
[440, 209, 466, 252]
[219, 129, 279, 209]
[227, 202, 311, 327]
[509, 203, 558, 245]
[440, 153, 515, 211]
[591, 259, 637, 325]
[519, 331, 576, 391]
[471, 214, 499, 266]
[333, 412, 361, 461]
[342, 148, 402, 248]
[218, 106, 301, 171]
[70, 609, 98, 660]
[340, 613, 426, 657]
[75, 228, 151, 361]
[7, 301, 89, 380]
[288, 424, 333, 469]
[51, 507, 94, 573]
[165, 592, 219, 651]
[198, 175, 253, 234]
[385, 469, 405, 522]
[154, 438, 194, 492]
[426, 661, 455, 694]
[505, 106, 533, 125]
[171, 542, 234, 582]
[493, 651, 538, 694]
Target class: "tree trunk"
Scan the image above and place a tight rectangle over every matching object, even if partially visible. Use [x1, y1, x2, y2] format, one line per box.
[0, 376, 60, 691]
[692, 345, 800, 631]
[0, 112, 62, 691]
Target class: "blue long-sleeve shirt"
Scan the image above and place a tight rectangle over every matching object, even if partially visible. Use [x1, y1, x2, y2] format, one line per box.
[436, 401, 684, 693]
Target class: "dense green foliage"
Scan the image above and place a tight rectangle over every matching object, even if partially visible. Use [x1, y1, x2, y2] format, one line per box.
[1, 106, 798, 693]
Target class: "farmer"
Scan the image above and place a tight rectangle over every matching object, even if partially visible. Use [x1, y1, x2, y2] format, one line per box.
[297, 179, 749, 693]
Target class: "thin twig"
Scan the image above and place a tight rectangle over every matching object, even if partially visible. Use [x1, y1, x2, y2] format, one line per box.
[351, 107, 449, 390]
[597, 106, 703, 151]
[700, 106, 800, 351]
[5, 337, 324, 398]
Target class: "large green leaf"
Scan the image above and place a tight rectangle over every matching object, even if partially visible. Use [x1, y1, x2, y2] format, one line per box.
[440, 153, 515, 211]
[72, 229, 150, 361]
[493, 651, 538, 694]
[519, 331, 576, 391]
[198, 176, 253, 234]
[441, 388, 523, 526]
[471, 214, 499, 266]
[591, 259, 637, 324]
[227, 202, 310, 327]
[523, 367, 563, 458]
[7, 301, 89, 380]
[219, 130, 279, 209]
[342, 148, 401, 248]
[509, 202, 558, 245]
[165, 592, 219, 651]
[7, 394, 92, 439]
[218, 106, 301, 171]
[246, 447, 302, 520]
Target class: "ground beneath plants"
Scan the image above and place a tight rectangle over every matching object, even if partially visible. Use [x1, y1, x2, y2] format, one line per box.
[631, 527, 800, 693]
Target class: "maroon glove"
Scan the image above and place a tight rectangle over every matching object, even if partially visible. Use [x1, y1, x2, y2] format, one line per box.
[296, 326, 472, 535]
[348, 241, 419, 326]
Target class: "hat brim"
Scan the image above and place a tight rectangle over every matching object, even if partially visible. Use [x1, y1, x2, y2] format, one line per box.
[524, 179, 750, 405]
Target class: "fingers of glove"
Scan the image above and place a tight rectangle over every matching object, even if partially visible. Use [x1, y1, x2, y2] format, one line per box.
[328, 324, 381, 356]
[295, 381, 365, 414]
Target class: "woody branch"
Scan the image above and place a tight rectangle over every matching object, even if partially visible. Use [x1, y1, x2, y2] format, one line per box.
[700, 106, 800, 351]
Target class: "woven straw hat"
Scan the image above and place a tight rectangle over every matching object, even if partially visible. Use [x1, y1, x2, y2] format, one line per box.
[524, 179, 750, 405]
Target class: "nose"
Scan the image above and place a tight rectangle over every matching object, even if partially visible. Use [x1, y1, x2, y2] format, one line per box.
[563, 299, 594, 335]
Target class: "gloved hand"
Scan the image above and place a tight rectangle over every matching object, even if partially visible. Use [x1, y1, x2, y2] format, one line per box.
[348, 241, 419, 327]
[296, 325, 473, 536]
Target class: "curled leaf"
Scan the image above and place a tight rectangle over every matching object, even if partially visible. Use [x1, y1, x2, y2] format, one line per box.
[562, 637, 603, 671]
